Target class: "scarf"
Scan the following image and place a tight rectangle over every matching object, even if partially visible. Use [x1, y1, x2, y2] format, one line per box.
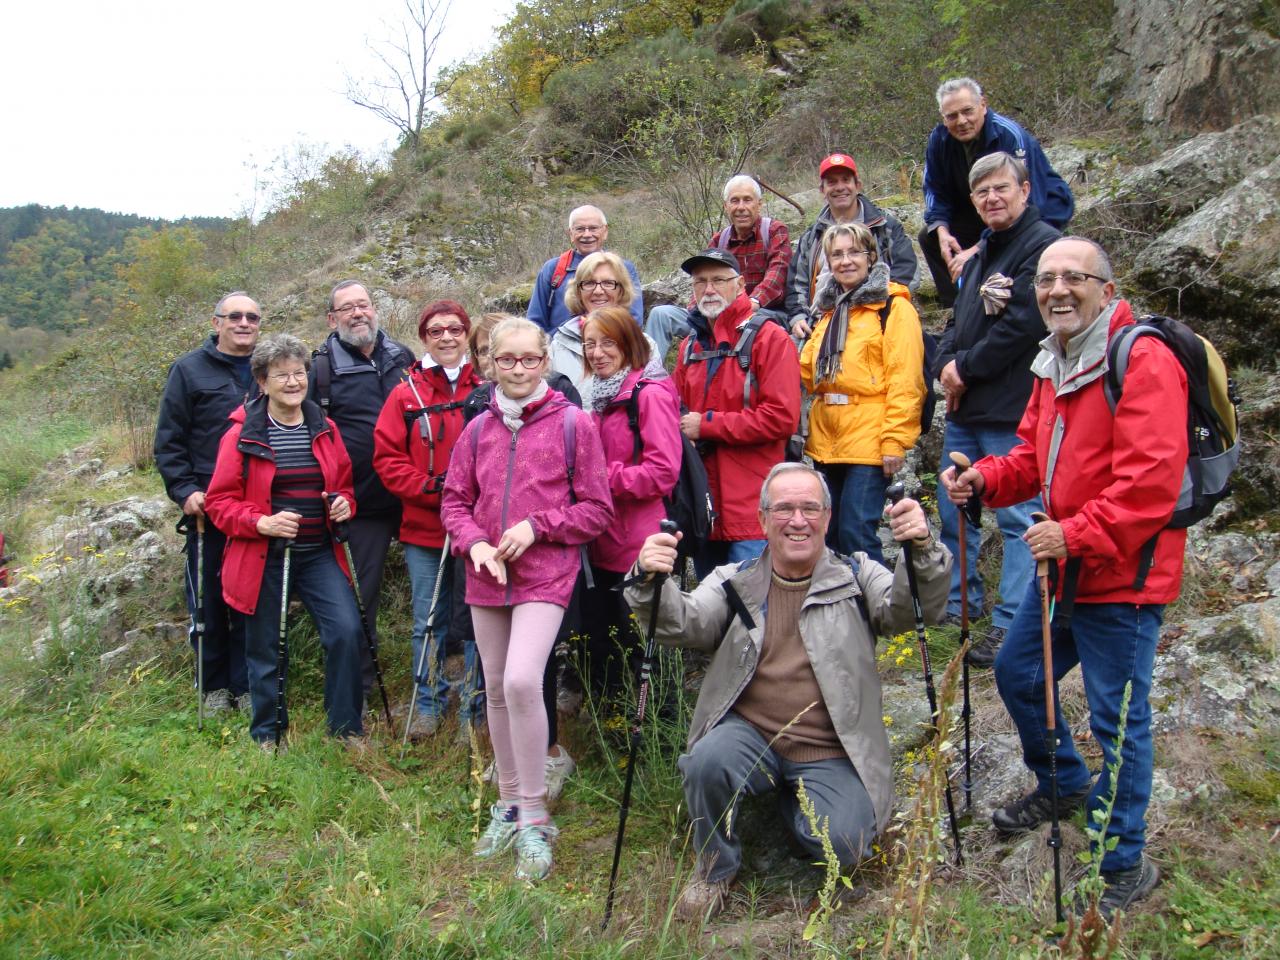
[587, 366, 631, 413]
[812, 261, 891, 385]
[495, 379, 549, 432]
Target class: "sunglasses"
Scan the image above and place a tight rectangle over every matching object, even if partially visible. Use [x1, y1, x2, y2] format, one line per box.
[215, 311, 262, 324]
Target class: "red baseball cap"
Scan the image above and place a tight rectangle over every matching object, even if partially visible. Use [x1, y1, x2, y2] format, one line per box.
[818, 153, 858, 179]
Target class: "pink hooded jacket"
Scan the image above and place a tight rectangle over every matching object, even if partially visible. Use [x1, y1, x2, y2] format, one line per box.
[441, 390, 613, 608]
[587, 369, 681, 572]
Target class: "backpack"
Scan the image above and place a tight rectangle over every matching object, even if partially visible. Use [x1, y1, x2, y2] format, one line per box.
[877, 294, 939, 435]
[715, 217, 773, 252]
[1102, 314, 1240, 586]
[469, 403, 594, 588]
[625, 380, 715, 562]
[544, 249, 576, 315]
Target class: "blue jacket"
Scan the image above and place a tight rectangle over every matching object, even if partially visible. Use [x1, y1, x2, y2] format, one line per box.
[526, 250, 644, 332]
[922, 109, 1074, 239]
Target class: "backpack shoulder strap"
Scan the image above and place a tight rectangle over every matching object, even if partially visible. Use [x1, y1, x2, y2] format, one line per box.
[721, 576, 757, 635]
[560, 406, 596, 590]
[1103, 322, 1150, 413]
[626, 380, 647, 464]
[469, 408, 493, 457]
[311, 348, 332, 410]
[760, 215, 772, 247]
[877, 293, 900, 333]
[550, 249, 574, 290]
[715, 228, 731, 251]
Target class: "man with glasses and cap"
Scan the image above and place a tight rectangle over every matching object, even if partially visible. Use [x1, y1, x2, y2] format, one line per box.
[155, 291, 263, 716]
[672, 249, 800, 573]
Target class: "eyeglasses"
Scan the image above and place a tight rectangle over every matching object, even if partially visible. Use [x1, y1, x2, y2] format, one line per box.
[1032, 271, 1109, 290]
[691, 276, 740, 291]
[493, 354, 545, 370]
[580, 279, 620, 292]
[215, 311, 262, 324]
[571, 224, 603, 235]
[268, 370, 307, 384]
[583, 338, 618, 353]
[331, 301, 372, 316]
[829, 249, 869, 264]
[971, 181, 1019, 201]
[473, 345, 490, 358]
[425, 324, 466, 339]
[767, 501, 826, 521]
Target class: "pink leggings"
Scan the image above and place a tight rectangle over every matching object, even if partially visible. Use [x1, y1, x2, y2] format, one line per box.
[471, 602, 564, 825]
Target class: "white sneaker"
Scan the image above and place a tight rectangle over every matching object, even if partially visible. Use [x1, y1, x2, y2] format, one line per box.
[514, 822, 559, 881]
[473, 803, 519, 858]
[545, 747, 576, 802]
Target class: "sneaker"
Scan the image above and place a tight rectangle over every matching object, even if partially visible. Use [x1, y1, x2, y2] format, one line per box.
[514, 822, 559, 881]
[965, 625, 1007, 668]
[675, 876, 732, 921]
[556, 686, 584, 716]
[406, 711, 441, 742]
[203, 688, 234, 713]
[992, 784, 1092, 834]
[1096, 855, 1161, 920]
[235, 693, 253, 714]
[473, 803, 519, 858]
[545, 746, 576, 802]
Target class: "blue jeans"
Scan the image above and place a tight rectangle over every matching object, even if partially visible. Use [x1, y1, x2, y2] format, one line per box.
[694, 538, 767, 581]
[645, 304, 692, 363]
[994, 582, 1162, 871]
[245, 545, 364, 743]
[817, 462, 889, 563]
[938, 421, 1041, 627]
[404, 544, 482, 721]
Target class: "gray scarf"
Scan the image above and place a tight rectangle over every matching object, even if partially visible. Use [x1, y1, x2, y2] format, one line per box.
[495, 379, 549, 432]
[587, 366, 631, 413]
[813, 261, 891, 384]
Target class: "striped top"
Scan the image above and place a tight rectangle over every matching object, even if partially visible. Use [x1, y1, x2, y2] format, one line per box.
[268, 418, 328, 549]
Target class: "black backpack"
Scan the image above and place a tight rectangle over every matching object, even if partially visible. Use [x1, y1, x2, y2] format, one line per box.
[877, 294, 939, 435]
[1102, 314, 1241, 585]
[626, 380, 715, 563]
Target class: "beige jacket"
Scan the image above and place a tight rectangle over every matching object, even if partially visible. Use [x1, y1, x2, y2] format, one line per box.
[625, 541, 951, 832]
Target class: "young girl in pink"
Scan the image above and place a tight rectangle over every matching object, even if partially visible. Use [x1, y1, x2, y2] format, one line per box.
[441, 317, 613, 881]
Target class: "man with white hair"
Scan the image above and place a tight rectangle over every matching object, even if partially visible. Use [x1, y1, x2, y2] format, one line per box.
[527, 205, 643, 333]
[920, 77, 1074, 307]
[647, 175, 793, 359]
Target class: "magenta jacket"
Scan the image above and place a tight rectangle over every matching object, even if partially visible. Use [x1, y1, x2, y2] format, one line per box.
[441, 390, 613, 608]
[588, 369, 681, 572]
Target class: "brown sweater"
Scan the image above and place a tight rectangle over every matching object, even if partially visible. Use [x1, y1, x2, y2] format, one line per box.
[732, 571, 844, 762]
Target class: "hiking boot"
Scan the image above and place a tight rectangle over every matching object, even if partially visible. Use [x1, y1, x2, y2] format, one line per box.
[235, 693, 253, 714]
[675, 876, 732, 922]
[992, 784, 1092, 834]
[514, 822, 559, 881]
[1096, 855, 1161, 920]
[965, 625, 1007, 668]
[203, 688, 234, 713]
[259, 738, 287, 756]
[545, 746, 576, 802]
[406, 711, 441, 742]
[473, 803, 519, 858]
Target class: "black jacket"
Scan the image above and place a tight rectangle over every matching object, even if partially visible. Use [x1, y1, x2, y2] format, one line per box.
[154, 334, 258, 506]
[307, 330, 415, 516]
[934, 205, 1061, 427]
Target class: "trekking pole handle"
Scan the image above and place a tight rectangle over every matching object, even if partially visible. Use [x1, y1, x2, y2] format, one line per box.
[325, 492, 351, 544]
[886, 481, 906, 505]
[659, 519, 679, 537]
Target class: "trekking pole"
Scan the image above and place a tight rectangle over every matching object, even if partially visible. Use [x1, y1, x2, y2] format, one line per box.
[948, 451, 979, 810]
[886, 482, 963, 865]
[401, 534, 452, 755]
[271, 537, 292, 754]
[177, 515, 207, 731]
[603, 519, 679, 929]
[326, 494, 393, 728]
[1030, 509, 1065, 924]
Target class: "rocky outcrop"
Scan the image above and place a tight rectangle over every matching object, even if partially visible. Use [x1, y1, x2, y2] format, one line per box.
[1131, 153, 1280, 361]
[1099, 0, 1280, 131]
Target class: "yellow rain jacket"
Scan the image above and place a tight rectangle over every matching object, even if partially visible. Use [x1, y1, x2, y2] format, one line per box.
[800, 280, 925, 465]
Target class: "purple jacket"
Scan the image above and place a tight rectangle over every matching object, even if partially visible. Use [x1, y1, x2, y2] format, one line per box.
[441, 390, 613, 608]
[588, 370, 681, 572]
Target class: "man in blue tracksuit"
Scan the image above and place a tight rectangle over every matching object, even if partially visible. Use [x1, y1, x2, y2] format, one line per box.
[526, 204, 643, 333]
[920, 77, 1074, 307]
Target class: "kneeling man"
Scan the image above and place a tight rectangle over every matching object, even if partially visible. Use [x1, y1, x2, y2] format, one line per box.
[626, 462, 950, 919]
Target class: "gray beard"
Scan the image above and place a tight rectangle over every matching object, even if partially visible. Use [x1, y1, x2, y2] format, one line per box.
[698, 297, 728, 320]
[341, 327, 377, 351]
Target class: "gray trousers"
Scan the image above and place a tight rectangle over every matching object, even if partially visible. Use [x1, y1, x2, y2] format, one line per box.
[678, 712, 877, 883]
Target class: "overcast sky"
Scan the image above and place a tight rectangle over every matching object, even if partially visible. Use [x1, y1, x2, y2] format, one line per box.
[4, 0, 513, 220]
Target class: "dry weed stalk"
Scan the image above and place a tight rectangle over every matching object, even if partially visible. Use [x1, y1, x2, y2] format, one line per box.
[879, 644, 965, 959]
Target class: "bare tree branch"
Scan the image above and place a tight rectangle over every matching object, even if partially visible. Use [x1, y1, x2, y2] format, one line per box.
[345, 0, 456, 152]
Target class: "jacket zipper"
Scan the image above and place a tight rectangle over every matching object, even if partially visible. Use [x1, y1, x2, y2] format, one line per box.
[499, 427, 518, 606]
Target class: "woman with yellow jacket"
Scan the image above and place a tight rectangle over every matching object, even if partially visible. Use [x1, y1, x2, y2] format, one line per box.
[800, 222, 925, 562]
